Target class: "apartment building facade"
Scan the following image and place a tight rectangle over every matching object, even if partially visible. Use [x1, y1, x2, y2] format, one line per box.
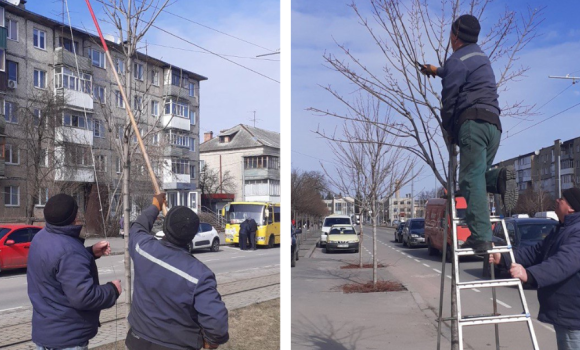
[0, 2, 204, 230]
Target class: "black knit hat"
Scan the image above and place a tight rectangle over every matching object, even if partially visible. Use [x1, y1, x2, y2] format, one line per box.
[163, 206, 200, 247]
[44, 194, 78, 226]
[452, 14, 480, 43]
[563, 188, 580, 212]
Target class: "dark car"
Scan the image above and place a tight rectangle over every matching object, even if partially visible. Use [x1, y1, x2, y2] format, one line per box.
[394, 222, 406, 243]
[0, 225, 43, 273]
[291, 225, 302, 267]
[402, 218, 426, 248]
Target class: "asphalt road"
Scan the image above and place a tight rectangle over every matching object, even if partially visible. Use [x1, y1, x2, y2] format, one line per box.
[306, 225, 557, 349]
[0, 244, 279, 312]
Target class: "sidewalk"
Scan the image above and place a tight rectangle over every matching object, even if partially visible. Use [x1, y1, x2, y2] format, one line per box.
[1, 266, 279, 350]
[292, 228, 452, 349]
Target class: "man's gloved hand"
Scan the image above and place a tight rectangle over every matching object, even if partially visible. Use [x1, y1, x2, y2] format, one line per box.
[152, 193, 166, 211]
[420, 64, 438, 78]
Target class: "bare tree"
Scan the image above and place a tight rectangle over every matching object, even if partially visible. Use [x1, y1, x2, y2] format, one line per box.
[310, 0, 543, 189]
[318, 97, 417, 283]
[515, 187, 554, 217]
[199, 164, 236, 211]
[291, 169, 329, 226]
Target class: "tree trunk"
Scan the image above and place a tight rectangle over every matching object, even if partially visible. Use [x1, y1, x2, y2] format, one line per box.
[359, 215, 364, 268]
[372, 199, 377, 286]
[123, 141, 132, 310]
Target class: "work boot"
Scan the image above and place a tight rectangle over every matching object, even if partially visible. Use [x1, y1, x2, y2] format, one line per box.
[498, 166, 518, 211]
[460, 236, 492, 254]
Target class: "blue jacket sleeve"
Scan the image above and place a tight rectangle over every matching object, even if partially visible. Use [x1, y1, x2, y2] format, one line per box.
[129, 205, 160, 254]
[440, 57, 467, 135]
[57, 252, 118, 311]
[193, 270, 229, 345]
[513, 240, 544, 268]
[525, 230, 580, 288]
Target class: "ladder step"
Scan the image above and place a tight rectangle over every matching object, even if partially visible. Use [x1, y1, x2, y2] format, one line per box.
[458, 278, 521, 289]
[453, 217, 505, 223]
[459, 313, 531, 327]
[456, 246, 511, 256]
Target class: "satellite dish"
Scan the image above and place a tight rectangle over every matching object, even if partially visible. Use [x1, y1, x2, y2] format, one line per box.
[5, 0, 21, 6]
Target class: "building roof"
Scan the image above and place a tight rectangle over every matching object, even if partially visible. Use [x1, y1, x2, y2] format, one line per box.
[200, 124, 280, 153]
[2, 1, 207, 81]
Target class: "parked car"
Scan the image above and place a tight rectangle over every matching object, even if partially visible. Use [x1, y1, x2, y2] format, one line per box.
[534, 211, 558, 221]
[394, 222, 406, 243]
[392, 219, 401, 227]
[326, 224, 359, 253]
[291, 225, 302, 267]
[155, 222, 220, 253]
[402, 218, 426, 248]
[320, 215, 353, 247]
[0, 225, 43, 273]
[424, 197, 471, 262]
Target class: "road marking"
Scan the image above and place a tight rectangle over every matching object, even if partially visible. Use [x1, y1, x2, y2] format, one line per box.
[395, 250, 400, 252]
[414, 259, 421, 262]
[0, 306, 22, 313]
[491, 298, 512, 308]
[472, 288, 481, 293]
[423, 263, 430, 268]
[204, 259, 217, 262]
[433, 269, 441, 273]
[534, 319, 555, 333]
[446, 275, 452, 279]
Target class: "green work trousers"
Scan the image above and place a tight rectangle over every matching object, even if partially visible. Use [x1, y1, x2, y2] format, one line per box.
[458, 120, 501, 242]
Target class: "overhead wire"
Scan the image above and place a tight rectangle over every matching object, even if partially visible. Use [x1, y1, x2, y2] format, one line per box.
[503, 101, 580, 141]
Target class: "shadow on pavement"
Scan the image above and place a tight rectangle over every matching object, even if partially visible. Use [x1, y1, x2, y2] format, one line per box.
[292, 313, 363, 350]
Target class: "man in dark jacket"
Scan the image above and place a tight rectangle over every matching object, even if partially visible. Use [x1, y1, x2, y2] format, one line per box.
[239, 218, 249, 250]
[126, 193, 229, 350]
[490, 188, 580, 349]
[420, 14, 517, 253]
[247, 218, 258, 250]
[27, 194, 121, 350]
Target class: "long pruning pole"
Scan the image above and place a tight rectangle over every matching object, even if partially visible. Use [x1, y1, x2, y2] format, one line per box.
[84, 0, 167, 215]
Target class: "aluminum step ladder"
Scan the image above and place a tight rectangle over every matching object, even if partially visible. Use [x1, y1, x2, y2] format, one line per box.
[436, 148, 539, 350]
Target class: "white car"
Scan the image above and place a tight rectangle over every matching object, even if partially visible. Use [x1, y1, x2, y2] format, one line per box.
[320, 214, 353, 247]
[155, 222, 220, 253]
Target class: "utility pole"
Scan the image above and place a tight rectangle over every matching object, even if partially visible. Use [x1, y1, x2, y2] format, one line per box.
[555, 139, 562, 199]
[410, 164, 414, 219]
[549, 75, 580, 84]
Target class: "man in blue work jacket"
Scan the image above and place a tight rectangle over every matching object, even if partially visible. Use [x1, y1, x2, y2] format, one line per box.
[125, 193, 229, 350]
[420, 14, 518, 253]
[490, 188, 580, 349]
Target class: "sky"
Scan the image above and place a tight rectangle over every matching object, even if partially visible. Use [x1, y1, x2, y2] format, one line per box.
[28, 0, 280, 136]
[292, 0, 580, 198]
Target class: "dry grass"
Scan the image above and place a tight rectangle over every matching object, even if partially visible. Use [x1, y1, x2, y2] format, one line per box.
[92, 298, 280, 350]
[342, 281, 406, 293]
[340, 263, 387, 269]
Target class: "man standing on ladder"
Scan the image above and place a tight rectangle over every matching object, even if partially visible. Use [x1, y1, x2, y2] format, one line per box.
[420, 14, 518, 253]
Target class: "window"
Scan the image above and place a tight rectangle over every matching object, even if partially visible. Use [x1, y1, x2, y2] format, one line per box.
[116, 157, 121, 173]
[59, 37, 79, 53]
[34, 69, 46, 88]
[93, 84, 105, 103]
[95, 155, 107, 172]
[54, 67, 92, 93]
[190, 165, 196, 179]
[36, 188, 49, 206]
[5, 186, 19, 206]
[171, 69, 182, 86]
[7, 19, 17, 41]
[172, 158, 190, 175]
[33, 108, 41, 127]
[4, 101, 16, 124]
[200, 160, 205, 172]
[115, 91, 125, 108]
[151, 70, 159, 85]
[133, 95, 142, 111]
[190, 110, 196, 125]
[133, 63, 143, 80]
[7, 60, 17, 82]
[152, 133, 159, 145]
[65, 145, 92, 166]
[39, 148, 47, 167]
[63, 114, 88, 129]
[88, 48, 105, 68]
[244, 156, 280, 169]
[244, 179, 269, 196]
[0, 49, 4, 71]
[167, 130, 190, 148]
[270, 180, 281, 196]
[189, 82, 195, 97]
[0, 7, 4, 27]
[115, 58, 125, 74]
[5, 144, 18, 164]
[189, 137, 195, 151]
[151, 100, 159, 116]
[164, 100, 189, 118]
[33, 28, 46, 49]
[93, 119, 105, 138]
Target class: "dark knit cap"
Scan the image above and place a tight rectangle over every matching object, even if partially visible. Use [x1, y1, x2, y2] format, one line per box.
[44, 194, 78, 226]
[452, 14, 480, 43]
[163, 206, 200, 247]
[563, 188, 580, 212]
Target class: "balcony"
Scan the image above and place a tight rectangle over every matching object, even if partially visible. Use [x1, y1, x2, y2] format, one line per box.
[244, 168, 279, 181]
[54, 47, 92, 72]
[162, 146, 190, 158]
[56, 89, 94, 111]
[55, 166, 95, 182]
[0, 26, 6, 49]
[164, 83, 188, 98]
[561, 167, 575, 176]
[56, 126, 93, 146]
[160, 114, 190, 132]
